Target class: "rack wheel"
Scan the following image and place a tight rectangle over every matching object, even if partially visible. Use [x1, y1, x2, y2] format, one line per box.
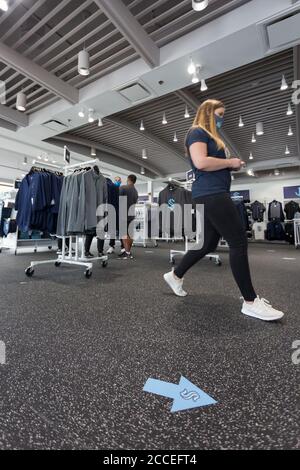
[215, 259, 222, 266]
[0, 248, 2, 254]
[55, 262, 61, 267]
[25, 267, 34, 277]
[85, 269, 92, 278]
[48, 246, 52, 250]
[102, 261, 108, 268]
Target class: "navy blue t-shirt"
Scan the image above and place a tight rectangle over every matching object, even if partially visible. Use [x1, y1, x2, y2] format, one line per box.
[186, 127, 231, 198]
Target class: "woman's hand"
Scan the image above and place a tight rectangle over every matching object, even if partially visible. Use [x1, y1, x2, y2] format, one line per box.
[228, 158, 245, 171]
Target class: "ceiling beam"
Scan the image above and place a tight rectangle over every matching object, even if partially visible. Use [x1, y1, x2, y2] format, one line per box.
[293, 45, 300, 159]
[0, 103, 28, 127]
[50, 134, 162, 177]
[0, 41, 79, 104]
[175, 89, 243, 159]
[106, 116, 186, 164]
[93, 0, 160, 68]
[0, 118, 17, 132]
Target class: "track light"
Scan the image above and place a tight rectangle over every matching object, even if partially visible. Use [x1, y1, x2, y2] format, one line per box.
[78, 49, 90, 76]
[184, 106, 190, 119]
[192, 0, 209, 11]
[287, 103, 293, 116]
[173, 132, 178, 143]
[251, 133, 256, 143]
[44, 155, 49, 162]
[188, 57, 196, 75]
[192, 71, 199, 84]
[247, 169, 254, 177]
[162, 112, 168, 125]
[0, 1, 8, 12]
[37, 155, 42, 160]
[78, 109, 85, 118]
[280, 75, 288, 91]
[256, 122, 264, 136]
[141, 167, 145, 175]
[88, 109, 95, 123]
[16, 92, 27, 112]
[98, 117, 103, 127]
[285, 145, 290, 155]
[274, 169, 280, 176]
[238, 116, 244, 127]
[288, 125, 293, 136]
[249, 152, 254, 160]
[91, 147, 96, 157]
[142, 149, 148, 160]
[140, 120, 145, 131]
[200, 79, 208, 92]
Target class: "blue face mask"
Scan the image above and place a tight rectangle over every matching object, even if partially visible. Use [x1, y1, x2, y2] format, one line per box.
[114, 181, 121, 187]
[215, 114, 224, 129]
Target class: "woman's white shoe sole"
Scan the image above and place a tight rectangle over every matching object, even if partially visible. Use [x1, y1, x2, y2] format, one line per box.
[241, 308, 284, 321]
[163, 273, 187, 297]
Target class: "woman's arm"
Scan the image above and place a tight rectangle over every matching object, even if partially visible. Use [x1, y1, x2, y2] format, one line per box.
[190, 142, 243, 172]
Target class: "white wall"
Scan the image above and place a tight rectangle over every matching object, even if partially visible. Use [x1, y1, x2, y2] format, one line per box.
[232, 177, 300, 204]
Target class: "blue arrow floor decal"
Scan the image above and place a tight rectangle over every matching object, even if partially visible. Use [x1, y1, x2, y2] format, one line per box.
[143, 376, 217, 412]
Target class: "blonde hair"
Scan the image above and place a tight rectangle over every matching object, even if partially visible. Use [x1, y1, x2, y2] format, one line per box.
[191, 99, 226, 150]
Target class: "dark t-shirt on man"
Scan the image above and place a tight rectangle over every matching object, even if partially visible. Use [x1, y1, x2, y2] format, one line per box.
[119, 184, 138, 220]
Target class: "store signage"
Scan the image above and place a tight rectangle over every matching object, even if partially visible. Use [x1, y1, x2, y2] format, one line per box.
[143, 376, 217, 412]
[64, 146, 71, 164]
[283, 185, 300, 199]
[230, 190, 250, 201]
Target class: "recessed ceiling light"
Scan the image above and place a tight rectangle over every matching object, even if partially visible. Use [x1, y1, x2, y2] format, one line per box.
[192, 0, 209, 11]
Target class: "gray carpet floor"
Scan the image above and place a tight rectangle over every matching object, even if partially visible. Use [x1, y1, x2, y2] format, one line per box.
[0, 242, 299, 450]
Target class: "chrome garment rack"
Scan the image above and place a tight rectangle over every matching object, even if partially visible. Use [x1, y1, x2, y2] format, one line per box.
[25, 159, 109, 279]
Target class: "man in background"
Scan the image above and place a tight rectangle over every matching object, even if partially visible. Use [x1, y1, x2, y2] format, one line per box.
[106, 176, 125, 255]
[118, 174, 138, 260]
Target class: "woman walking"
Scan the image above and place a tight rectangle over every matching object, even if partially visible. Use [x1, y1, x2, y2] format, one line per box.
[164, 99, 284, 322]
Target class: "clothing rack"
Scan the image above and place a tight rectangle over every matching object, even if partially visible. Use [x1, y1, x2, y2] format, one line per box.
[25, 159, 109, 279]
[294, 219, 300, 249]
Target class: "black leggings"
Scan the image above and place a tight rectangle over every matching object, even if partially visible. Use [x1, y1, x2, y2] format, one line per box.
[174, 192, 257, 302]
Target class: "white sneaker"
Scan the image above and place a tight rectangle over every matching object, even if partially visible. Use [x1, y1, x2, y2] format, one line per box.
[120, 248, 126, 255]
[163, 270, 187, 297]
[106, 247, 115, 254]
[242, 296, 284, 322]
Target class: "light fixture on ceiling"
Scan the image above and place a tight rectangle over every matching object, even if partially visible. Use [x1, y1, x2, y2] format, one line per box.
[280, 75, 289, 91]
[173, 132, 178, 143]
[37, 155, 42, 160]
[238, 116, 244, 127]
[16, 92, 27, 112]
[288, 125, 293, 136]
[142, 149, 148, 160]
[200, 78, 208, 92]
[251, 133, 256, 143]
[44, 154, 49, 162]
[192, 0, 209, 11]
[98, 117, 103, 127]
[184, 106, 190, 119]
[88, 109, 95, 123]
[162, 112, 168, 125]
[78, 109, 85, 118]
[0, 0, 8, 12]
[192, 71, 200, 84]
[23, 157, 27, 165]
[78, 49, 90, 76]
[91, 147, 96, 157]
[287, 103, 293, 116]
[274, 169, 280, 176]
[140, 120, 145, 131]
[141, 167, 145, 175]
[32, 159, 36, 165]
[249, 152, 254, 160]
[285, 145, 290, 155]
[52, 160, 56, 164]
[256, 122, 264, 136]
[187, 57, 196, 75]
[247, 169, 254, 177]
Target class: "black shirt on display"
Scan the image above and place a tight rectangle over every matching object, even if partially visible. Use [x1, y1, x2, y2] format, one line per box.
[284, 200, 300, 220]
